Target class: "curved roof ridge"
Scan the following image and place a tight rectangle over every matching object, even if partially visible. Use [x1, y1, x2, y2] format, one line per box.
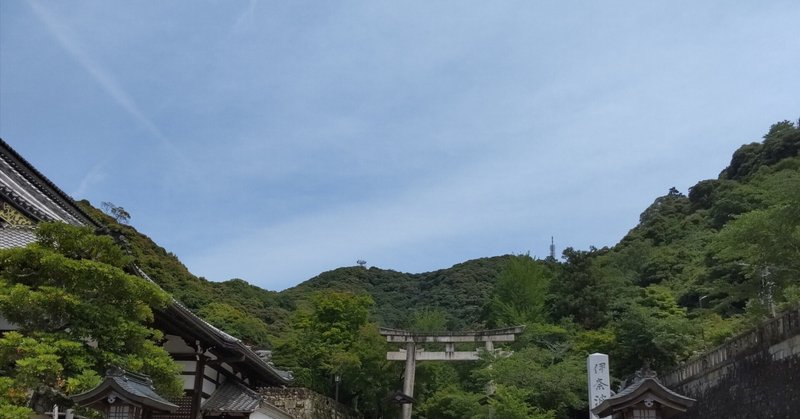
[133, 265, 293, 385]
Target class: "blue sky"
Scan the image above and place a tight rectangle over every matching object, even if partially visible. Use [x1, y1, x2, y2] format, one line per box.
[2, 1, 798, 291]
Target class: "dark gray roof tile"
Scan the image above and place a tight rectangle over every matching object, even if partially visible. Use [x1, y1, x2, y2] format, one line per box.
[110, 370, 175, 407]
[72, 368, 178, 413]
[202, 380, 260, 413]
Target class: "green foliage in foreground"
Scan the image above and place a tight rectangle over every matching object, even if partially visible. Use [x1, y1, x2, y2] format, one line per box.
[274, 292, 397, 418]
[0, 223, 182, 416]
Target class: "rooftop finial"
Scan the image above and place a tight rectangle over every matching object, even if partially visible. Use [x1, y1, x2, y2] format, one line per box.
[635, 360, 657, 380]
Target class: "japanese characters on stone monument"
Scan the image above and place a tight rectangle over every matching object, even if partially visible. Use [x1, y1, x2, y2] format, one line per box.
[588, 353, 611, 419]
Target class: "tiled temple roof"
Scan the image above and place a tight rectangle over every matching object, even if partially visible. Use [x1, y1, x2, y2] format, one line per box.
[72, 368, 178, 413]
[202, 380, 260, 414]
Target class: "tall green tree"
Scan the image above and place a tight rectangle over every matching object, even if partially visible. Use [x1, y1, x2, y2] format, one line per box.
[635, 187, 693, 245]
[417, 386, 482, 419]
[477, 385, 555, 419]
[0, 223, 181, 416]
[613, 285, 696, 375]
[410, 307, 449, 332]
[275, 291, 393, 417]
[472, 346, 585, 419]
[548, 247, 629, 329]
[710, 163, 800, 316]
[487, 255, 551, 327]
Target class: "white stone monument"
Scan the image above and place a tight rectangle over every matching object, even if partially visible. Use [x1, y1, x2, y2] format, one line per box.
[587, 353, 611, 419]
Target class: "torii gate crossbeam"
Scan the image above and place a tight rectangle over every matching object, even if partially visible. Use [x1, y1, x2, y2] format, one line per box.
[380, 326, 525, 419]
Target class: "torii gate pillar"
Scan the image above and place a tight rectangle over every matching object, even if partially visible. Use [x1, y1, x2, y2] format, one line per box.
[402, 342, 416, 419]
[380, 326, 525, 419]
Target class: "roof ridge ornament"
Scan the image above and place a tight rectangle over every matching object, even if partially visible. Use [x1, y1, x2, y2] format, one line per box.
[104, 366, 155, 387]
[106, 366, 125, 377]
[635, 360, 658, 380]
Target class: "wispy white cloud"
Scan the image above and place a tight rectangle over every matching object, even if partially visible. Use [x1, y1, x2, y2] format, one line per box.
[26, 0, 192, 172]
[232, 0, 257, 32]
[73, 159, 108, 197]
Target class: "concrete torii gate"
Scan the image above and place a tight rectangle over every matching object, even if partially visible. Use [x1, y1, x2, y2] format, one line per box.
[380, 326, 525, 419]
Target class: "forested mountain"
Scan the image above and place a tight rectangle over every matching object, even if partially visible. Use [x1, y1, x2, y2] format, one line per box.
[281, 256, 514, 329]
[74, 202, 515, 337]
[66, 119, 799, 418]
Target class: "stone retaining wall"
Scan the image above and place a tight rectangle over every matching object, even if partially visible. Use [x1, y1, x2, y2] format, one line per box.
[260, 387, 361, 419]
[663, 307, 800, 418]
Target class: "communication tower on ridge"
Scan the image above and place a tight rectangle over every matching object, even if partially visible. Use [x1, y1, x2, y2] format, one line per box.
[549, 236, 556, 260]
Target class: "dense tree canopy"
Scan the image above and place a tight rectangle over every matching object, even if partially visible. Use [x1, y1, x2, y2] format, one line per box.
[274, 291, 395, 417]
[0, 223, 181, 417]
[486, 255, 552, 328]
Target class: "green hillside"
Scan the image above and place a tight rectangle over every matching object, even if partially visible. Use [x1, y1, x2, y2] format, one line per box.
[281, 256, 514, 329]
[72, 119, 799, 418]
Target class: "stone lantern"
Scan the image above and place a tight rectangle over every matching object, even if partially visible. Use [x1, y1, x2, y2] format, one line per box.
[591, 365, 695, 419]
[71, 368, 178, 419]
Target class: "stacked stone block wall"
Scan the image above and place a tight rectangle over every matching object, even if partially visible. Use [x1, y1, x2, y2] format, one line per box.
[260, 387, 361, 419]
[663, 307, 800, 418]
